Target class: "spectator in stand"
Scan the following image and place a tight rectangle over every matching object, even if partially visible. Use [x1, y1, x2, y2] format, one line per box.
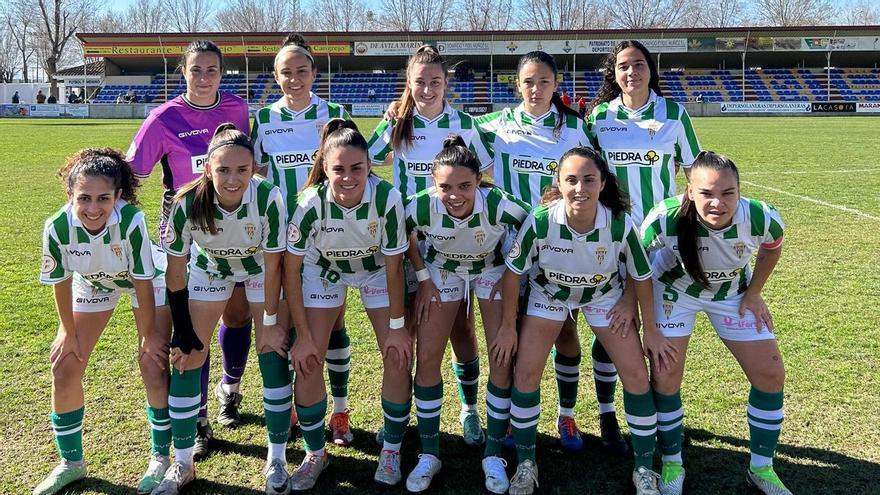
[578, 95, 587, 119]
[36, 90, 46, 104]
[11, 91, 20, 104]
[561, 90, 572, 108]
[116, 94, 125, 104]
[367, 87, 376, 101]
[695, 92, 704, 103]
[47, 94, 57, 104]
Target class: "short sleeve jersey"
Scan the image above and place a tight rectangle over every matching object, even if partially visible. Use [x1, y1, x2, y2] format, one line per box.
[41, 200, 155, 292]
[252, 93, 351, 205]
[477, 104, 592, 207]
[287, 175, 408, 277]
[640, 195, 784, 301]
[507, 200, 652, 306]
[163, 177, 286, 278]
[367, 103, 493, 197]
[587, 91, 702, 225]
[406, 186, 530, 275]
[126, 92, 250, 221]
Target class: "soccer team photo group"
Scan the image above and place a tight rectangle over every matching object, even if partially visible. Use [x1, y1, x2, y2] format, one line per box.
[2, 13, 879, 495]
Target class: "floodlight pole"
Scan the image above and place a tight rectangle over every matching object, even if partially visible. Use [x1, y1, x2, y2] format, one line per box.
[741, 51, 746, 102]
[826, 50, 831, 102]
[242, 35, 249, 104]
[490, 34, 494, 106]
[158, 35, 168, 102]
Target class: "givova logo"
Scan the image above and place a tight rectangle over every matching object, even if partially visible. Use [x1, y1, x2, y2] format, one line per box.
[511, 156, 558, 176]
[605, 149, 660, 166]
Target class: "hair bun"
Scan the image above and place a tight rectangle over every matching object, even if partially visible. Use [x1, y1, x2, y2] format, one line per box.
[282, 33, 310, 50]
[442, 134, 466, 150]
[213, 122, 238, 136]
[416, 44, 439, 54]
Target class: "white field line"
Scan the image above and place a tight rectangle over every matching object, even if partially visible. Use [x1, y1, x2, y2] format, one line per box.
[745, 168, 880, 176]
[741, 180, 880, 222]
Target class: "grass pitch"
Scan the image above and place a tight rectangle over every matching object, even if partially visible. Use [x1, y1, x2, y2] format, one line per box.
[0, 117, 878, 494]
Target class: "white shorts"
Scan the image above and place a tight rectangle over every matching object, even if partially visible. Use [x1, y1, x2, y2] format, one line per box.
[72, 275, 167, 313]
[524, 284, 617, 326]
[426, 263, 504, 303]
[301, 264, 389, 309]
[653, 284, 775, 342]
[188, 267, 265, 303]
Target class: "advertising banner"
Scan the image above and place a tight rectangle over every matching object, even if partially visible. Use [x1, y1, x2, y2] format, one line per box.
[463, 103, 493, 115]
[351, 102, 386, 116]
[29, 104, 62, 117]
[437, 41, 492, 55]
[719, 102, 811, 113]
[353, 41, 424, 56]
[856, 102, 880, 113]
[64, 104, 89, 117]
[1, 104, 29, 117]
[811, 102, 856, 113]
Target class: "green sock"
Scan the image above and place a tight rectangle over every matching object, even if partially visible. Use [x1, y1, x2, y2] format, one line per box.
[623, 390, 658, 470]
[510, 387, 540, 464]
[51, 407, 84, 462]
[414, 382, 443, 456]
[381, 398, 411, 449]
[484, 381, 511, 457]
[326, 327, 351, 402]
[169, 367, 202, 450]
[259, 352, 292, 445]
[146, 405, 171, 456]
[747, 387, 784, 467]
[653, 390, 684, 463]
[552, 348, 580, 413]
[592, 337, 618, 414]
[296, 397, 328, 453]
[452, 358, 479, 410]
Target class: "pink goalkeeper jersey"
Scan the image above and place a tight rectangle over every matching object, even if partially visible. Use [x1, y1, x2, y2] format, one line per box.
[126, 92, 250, 227]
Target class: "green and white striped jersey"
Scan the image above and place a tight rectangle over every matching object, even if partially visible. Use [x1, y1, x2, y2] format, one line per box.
[41, 200, 155, 292]
[586, 91, 702, 225]
[507, 200, 652, 306]
[476, 104, 592, 207]
[405, 186, 530, 275]
[163, 177, 287, 278]
[367, 103, 493, 197]
[641, 195, 784, 302]
[287, 175, 408, 278]
[251, 93, 351, 206]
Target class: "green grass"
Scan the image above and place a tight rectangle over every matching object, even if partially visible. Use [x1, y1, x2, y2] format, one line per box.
[1, 117, 878, 494]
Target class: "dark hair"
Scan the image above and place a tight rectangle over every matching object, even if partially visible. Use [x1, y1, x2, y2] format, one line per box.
[177, 39, 223, 73]
[432, 135, 494, 188]
[58, 148, 138, 204]
[677, 151, 740, 288]
[174, 123, 254, 235]
[275, 33, 315, 70]
[517, 51, 581, 138]
[392, 45, 448, 151]
[304, 118, 371, 189]
[541, 146, 629, 218]
[594, 40, 663, 107]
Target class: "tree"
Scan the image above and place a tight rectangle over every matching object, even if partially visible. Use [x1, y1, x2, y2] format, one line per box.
[515, 0, 610, 29]
[838, 0, 880, 25]
[124, 0, 167, 32]
[36, 0, 91, 98]
[751, 0, 835, 26]
[214, 0, 303, 32]
[310, 0, 368, 31]
[603, 0, 694, 28]
[0, 23, 16, 82]
[4, 0, 38, 82]
[694, 0, 749, 27]
[161, 0, 215, 32]
[411, 0, 455, 30]
[454, 0, 513, 30]
[377, 0, 413, 31]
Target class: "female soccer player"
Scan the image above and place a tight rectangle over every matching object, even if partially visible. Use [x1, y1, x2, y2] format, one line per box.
[35, 149, 170, 495]
[284, 119, 411, 490]
[252, 33, 355, 446]
[498, 147, 668, 495]
[126, 39, 252, 451]
[403, 136, 530, 493]
[368, 45, 493, 447]
[583, 40, 703, 448]
[154, 125, 288, 495]
[640, 151, 788, 495]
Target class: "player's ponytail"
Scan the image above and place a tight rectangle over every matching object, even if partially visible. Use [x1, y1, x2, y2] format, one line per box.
[275, 33, 315, 70]
[59, 148, 139, 204]
[594, 40, 663, 107]
[391, 45, 447, 151]
[432, 134, 494, 189]
[517, 51, 580, 138]
[541, 147, 630, 219]
[676, 151, 740, 288]
[305, 118, 370, 190]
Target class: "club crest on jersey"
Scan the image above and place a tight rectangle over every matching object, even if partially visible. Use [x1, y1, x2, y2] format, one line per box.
[647, 121, 662, 139]
[368, 221, 378, 238]
[111, 244, 123, 259]
[322, 278, 329, 290]
[41, 255, 57, 274]
[288, 224, 302, 244]
[245, 223, 256, 239]
[662, 300, 674, 318]
[595, 246, 607, 264]
[440, 269, 449, 282]
[474, 230, 485, 246]
[734, 241, 746, 257]
[508, 240, 521, 260]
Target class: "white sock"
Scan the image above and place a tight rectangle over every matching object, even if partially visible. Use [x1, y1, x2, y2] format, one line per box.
[175, 447, 194, 466]
[307, 448, 326, 457]
[221, 382, 240, 394]
[461, 404, 478, 414]
[332, 396, 348, 414]
[382, 441, 401, 452]
[267, 442, 286, 462]
[662, 453, 683, 464]
[558, 407, 574, 417]
[750, 453, 773, 468]
[598, 403, 616, 414]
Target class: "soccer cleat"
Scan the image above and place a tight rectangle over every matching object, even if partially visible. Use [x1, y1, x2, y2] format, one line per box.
[556, 415, 584, 452]
[151, 461, 195, 495]
[659, 461, 685, 495]
[214, 382, 243, 428]
[288, 452, 329, 491]
[502, 423, 515, 450]
[374, 448, 402, 486]
[138, 453, 171, 494]
[747, 465, 793, 495]
[508, 459, 539, 495]
[264, 458, 290, 495]
[405, 453, 442, 493]
[375, 426, 385, 446]
[460, 409, 486, 447]
[600, 411, 631, 455]
[481, 456, 509, 494]
[32, 459, 87, 495]
[193, 420, 213, 461]
[329, 410, 354, 446]
[632, 466, 661, 495]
